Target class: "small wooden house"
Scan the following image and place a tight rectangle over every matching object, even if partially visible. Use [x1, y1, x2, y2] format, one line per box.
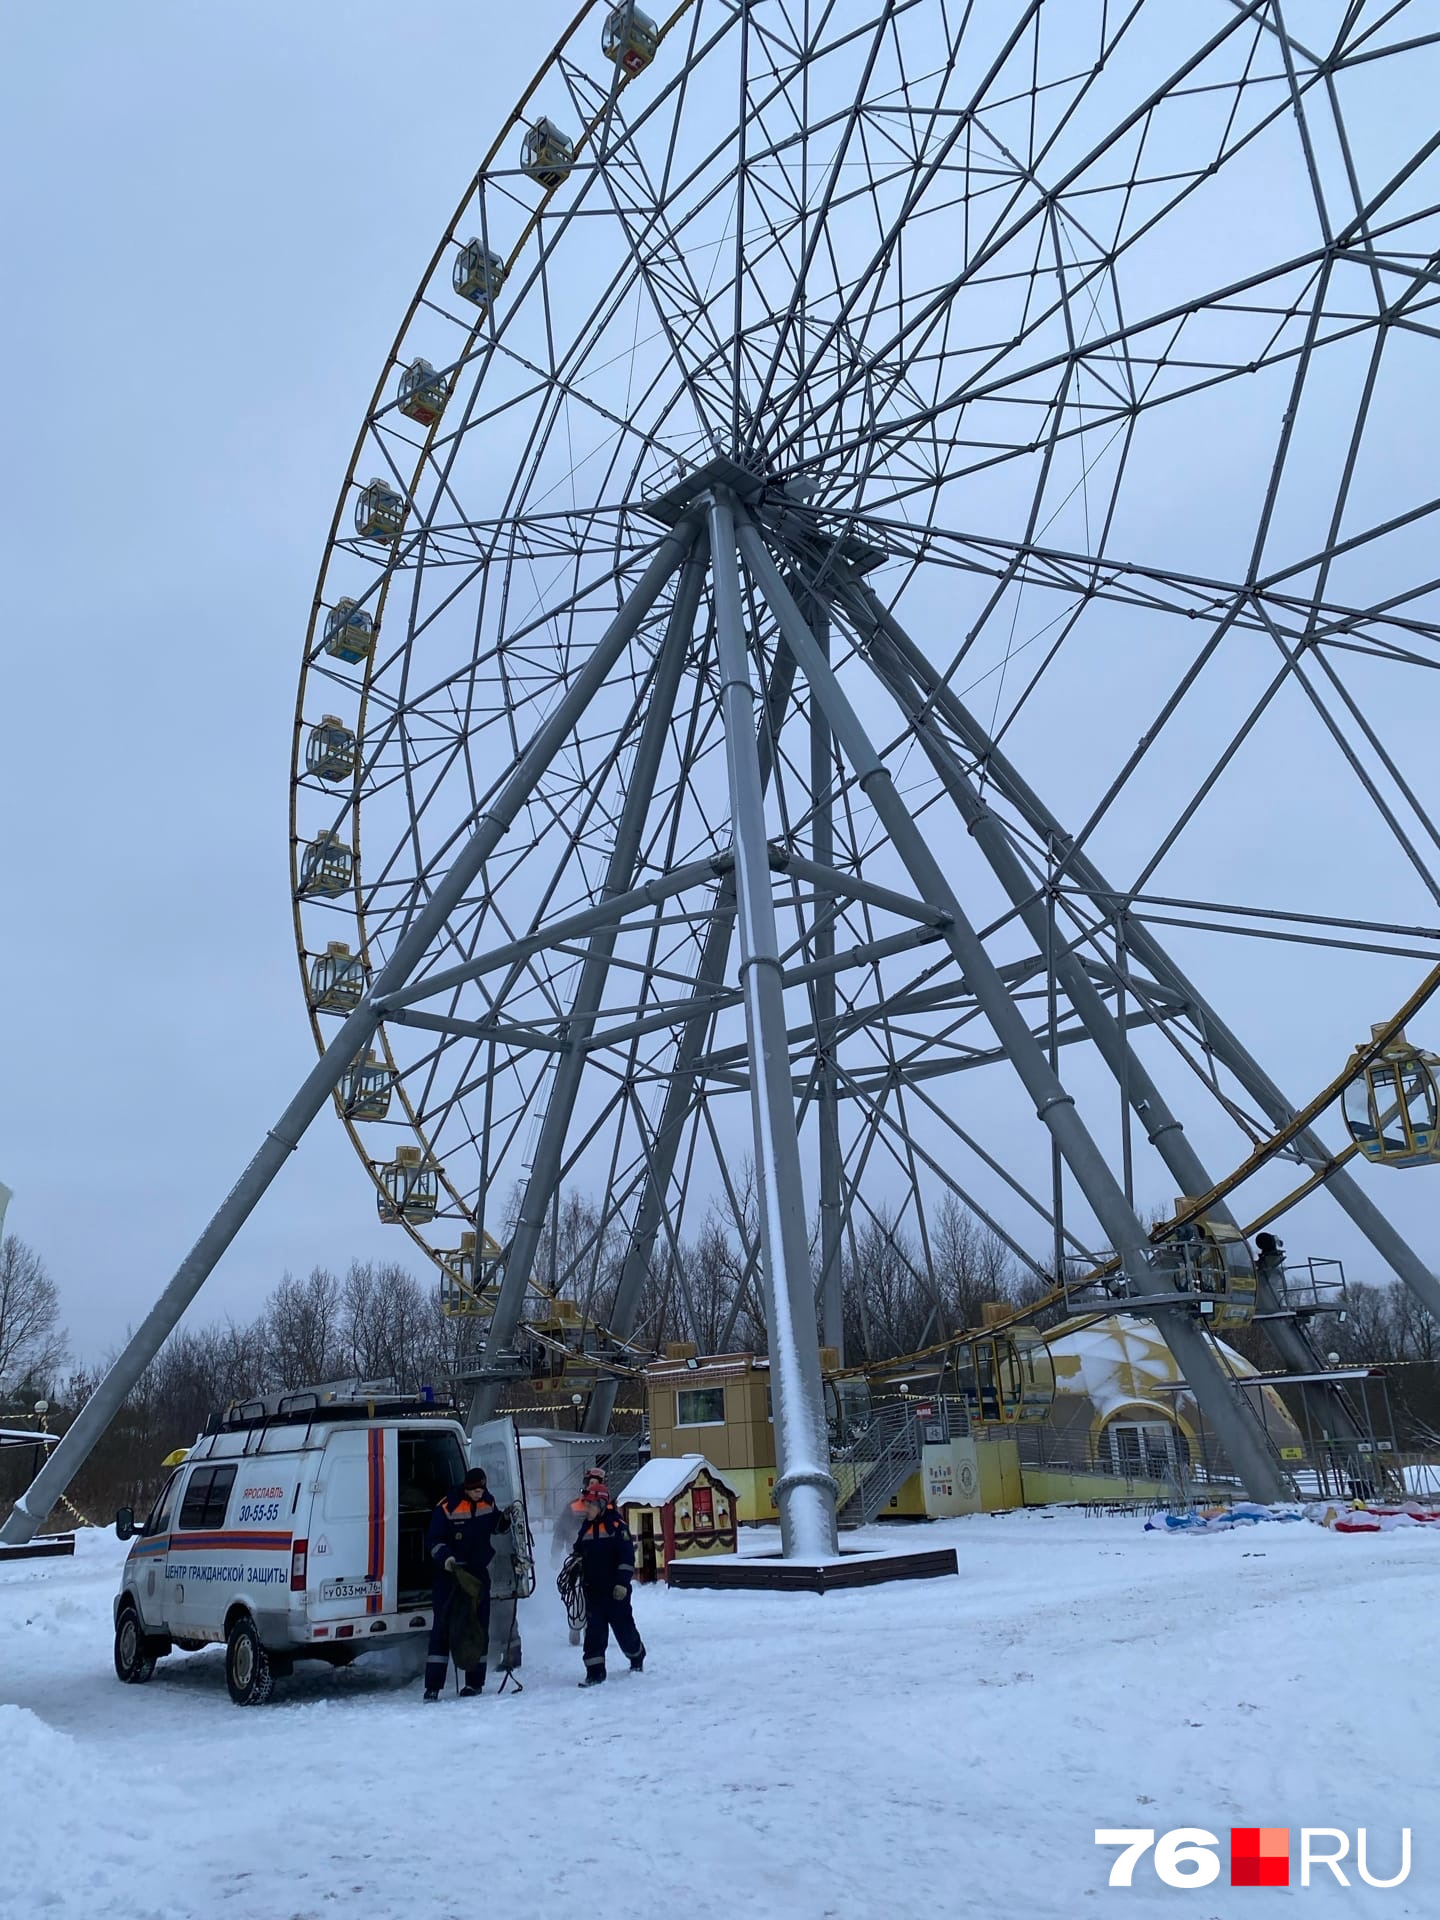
[619, 1454, 739, 1581]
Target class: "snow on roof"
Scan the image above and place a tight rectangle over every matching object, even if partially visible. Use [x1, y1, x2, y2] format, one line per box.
[1058, 1317, 1188, 1419]
[619, 1453, 734, 1507]
[1046, 1312, 1288, 1426]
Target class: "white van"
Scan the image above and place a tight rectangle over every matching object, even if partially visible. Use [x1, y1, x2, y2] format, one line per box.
[112, 1383, 531, 1705]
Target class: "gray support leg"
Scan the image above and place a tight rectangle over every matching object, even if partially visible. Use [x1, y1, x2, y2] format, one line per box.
[740, 518, 1290, 1504]
[802, 584, 844, 1360]
[466, 547, 708, 1427]
[584, 628, 800, 1435]
[865, 628, 1367, 1446]
[846, 577, 1440, 1325]
[0, 522, 698, 1547]
[711, 491, 840, 1557]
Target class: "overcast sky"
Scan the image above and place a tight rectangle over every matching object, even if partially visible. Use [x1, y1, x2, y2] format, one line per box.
[3, 3, 1438, 1369]
[1, 3, 575, 1357]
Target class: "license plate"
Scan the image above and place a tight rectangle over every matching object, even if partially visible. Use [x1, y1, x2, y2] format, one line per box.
[319, 1576, 383, 1602]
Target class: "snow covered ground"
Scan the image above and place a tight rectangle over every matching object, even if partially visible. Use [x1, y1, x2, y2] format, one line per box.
[3, 1511, 1435, 1919]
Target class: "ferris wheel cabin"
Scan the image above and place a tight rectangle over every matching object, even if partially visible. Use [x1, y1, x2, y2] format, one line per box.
[340, 1051, 394, 1123]
[438, 1230, 503, 1315]
[305, 715, 357, 784]
[297, 831, 354, 899]
[1166, 1207, 1257, 1329]
[603, 4, 658, 73]
[376, 1146, 440, 1225]
[950, 1326, 1056, 1425]
[453, 240, 507, 311]
[396, 358, 450, 427]
[354, 477, 407, 545]
[322, 598, 375, 665]
[308, 942, 365, 1013]
[1343, 1026, 1440, 1167]
[520, 118, 574, 190]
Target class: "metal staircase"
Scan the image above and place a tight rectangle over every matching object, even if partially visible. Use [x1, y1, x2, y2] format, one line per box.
[549, 1432, 643, 1509]
[834, 1404, 925, 1528]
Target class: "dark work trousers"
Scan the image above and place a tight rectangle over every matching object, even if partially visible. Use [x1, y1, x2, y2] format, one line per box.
[582, 1587, 644, 1678]
[425, 1576, 491, 1693]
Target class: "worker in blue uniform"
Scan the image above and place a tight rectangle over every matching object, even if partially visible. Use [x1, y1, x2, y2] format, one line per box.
[423, 1466, 511, 1700]
[572, 1481, 645, 1687]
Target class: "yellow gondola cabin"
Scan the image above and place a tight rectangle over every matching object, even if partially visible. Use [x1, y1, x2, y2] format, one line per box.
[323, 599, 375, 665]
[1343, 1026, 1440, 1167]
[309, 941, 365, 1012]
[305, 715, 357, 783]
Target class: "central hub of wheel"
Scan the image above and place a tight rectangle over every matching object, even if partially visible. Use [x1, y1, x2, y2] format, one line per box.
[640, 453, 768, 525]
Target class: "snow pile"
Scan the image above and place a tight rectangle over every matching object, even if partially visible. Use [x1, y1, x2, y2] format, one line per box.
[3, 1701, 186, 1917]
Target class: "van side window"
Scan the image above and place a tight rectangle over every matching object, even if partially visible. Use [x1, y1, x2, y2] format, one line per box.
[177, 1464, 238, 1530]
[142, 1469, 183, 1537]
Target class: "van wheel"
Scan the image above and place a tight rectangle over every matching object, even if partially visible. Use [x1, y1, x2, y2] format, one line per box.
[225, 1615, 275, 1706]
[114, 1604, 155, 1685]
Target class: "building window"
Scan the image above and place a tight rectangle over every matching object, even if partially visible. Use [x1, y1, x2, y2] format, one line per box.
[676, 1386, 725, 1426]
[177, 1464, 238, 1531]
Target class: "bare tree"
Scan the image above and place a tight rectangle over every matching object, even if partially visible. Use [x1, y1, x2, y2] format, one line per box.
[0, 1236, 68, 1392]
[261, 1267, 342, 1387]
[931, 1196, 1025, 1331]
[843, 1207, 936, 1361]
[339, 1260, 448, 1389]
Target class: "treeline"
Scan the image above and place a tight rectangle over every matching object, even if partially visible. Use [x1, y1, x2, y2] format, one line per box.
[544, 1184, 1048, 1361]
[0, 1251, 461, 1526]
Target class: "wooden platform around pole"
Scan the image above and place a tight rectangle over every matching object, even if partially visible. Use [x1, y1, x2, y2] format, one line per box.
[0, 1532, 76, 1562]
[667, 1544, 957, 1592]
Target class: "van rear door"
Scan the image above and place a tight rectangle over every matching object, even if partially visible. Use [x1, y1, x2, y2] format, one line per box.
[309, 1428, 391, 1622]
[468, 1416, 525, 1515]
[468, 1416, 533, 1672]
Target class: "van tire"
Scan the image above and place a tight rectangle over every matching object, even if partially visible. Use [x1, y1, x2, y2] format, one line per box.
[114, 1604, 156, 1685]
[225, 1615, 275, 1706]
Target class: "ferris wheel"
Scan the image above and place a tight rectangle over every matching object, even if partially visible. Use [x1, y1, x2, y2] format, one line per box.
[282, 0, 1440, 1552]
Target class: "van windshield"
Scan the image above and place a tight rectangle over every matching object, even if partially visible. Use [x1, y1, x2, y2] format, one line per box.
[397, 1429, 468, 1602]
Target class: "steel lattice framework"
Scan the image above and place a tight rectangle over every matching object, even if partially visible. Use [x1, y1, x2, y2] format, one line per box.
[10, 0, 1440, 1553]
